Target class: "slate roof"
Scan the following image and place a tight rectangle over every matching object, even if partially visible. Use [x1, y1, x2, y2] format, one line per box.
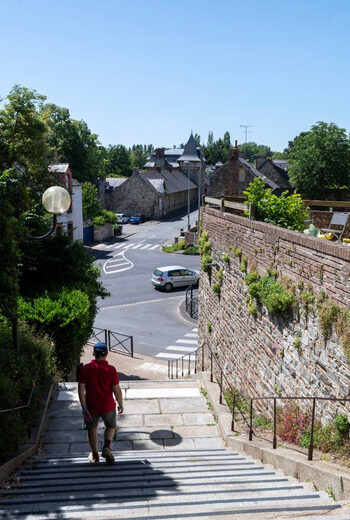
[49, 163, 70, 173]
[106, 177, 128, 189]
[139, 171, 197, 195]
[239, 158, 279, 191]
[178, 134, 201, 163]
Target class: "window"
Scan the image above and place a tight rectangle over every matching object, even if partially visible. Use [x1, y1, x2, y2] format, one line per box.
[168, 270, 181, 277]
[238, 168, 245, 182]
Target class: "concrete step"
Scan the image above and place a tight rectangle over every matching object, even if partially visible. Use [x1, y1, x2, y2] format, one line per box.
[1, 379, 343, 520]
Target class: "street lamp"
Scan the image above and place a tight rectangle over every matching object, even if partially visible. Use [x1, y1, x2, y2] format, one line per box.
[184, 161, 191, 231]
[31, 186, 71, 240]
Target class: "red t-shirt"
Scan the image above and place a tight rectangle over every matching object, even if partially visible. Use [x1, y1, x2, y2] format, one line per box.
[78, 360, 119, 414]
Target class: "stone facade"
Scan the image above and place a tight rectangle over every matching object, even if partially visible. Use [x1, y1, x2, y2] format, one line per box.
[198, 207, 350, 422]
[208, 147, 285, 197]
[255, 158, 292, 192]
[104, 169, 198, 218]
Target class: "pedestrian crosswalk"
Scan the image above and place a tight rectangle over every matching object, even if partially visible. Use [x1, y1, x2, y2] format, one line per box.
[155, 328, 198, 360]
[95, 241, 162, 252]
[138, 328, 198, 375]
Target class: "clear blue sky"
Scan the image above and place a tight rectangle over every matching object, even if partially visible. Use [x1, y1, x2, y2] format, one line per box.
[1, 0, 349, 151]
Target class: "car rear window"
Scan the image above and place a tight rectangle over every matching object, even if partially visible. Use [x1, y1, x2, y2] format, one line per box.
[154, 269, 163, 276]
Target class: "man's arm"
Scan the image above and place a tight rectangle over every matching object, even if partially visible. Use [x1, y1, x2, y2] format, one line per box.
[78, 382, 92, 422]
[112, 384, 124, 414]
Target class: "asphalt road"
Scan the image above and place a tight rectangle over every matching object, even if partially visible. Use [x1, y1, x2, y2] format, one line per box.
[90, 209, 200, 359]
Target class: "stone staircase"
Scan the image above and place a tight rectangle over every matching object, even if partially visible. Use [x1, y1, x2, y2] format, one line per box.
[0, 380, 346, 520]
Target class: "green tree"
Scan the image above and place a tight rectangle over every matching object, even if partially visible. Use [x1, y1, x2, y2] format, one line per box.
[82, 181, 101, 221]
[106, 144, 132, 176]
[288, 122, 350, 198]
[43, 103, 104, 182]
[238, 142, 272, 163]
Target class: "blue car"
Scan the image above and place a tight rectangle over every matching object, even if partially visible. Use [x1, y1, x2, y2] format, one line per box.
[129, 214, 146, 224]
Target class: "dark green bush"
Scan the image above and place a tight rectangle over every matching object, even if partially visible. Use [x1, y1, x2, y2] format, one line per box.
[0, 322, 54, 463]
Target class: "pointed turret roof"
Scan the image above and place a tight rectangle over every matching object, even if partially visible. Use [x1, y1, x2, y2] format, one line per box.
[178, 134, 201, 163]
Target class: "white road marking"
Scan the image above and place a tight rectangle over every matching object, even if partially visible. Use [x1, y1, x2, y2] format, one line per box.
[192, 328, 198, 332]
[155, 353, 196, 360]
[184, 333, 197, 338]
[99, 295, 183, 310]
[103, 249, 134, 275]
[140, 244, 151, 249]
[130, 243, 144, 249]
[176, 339, 197, 344]
[166, 346, 197, 352]
[112, 243, 127, 249]
[149, 244, 161, 250]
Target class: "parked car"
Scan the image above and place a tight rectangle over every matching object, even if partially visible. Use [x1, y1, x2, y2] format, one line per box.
[115, 213, 129, 224]
[151, 265, 200, 291]
[129, 214, 146, 224]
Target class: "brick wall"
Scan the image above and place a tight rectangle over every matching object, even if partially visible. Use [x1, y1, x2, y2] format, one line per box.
[198, 207, 350, 421]
[310, 210, 350, 237]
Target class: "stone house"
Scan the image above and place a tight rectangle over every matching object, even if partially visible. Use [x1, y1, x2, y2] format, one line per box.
[104, 167, 198, 218]
[208, 142, 291, 197]
[256, 156, 292, 192]
[48, 163, 83, 241]
[104, 134, 205, 217]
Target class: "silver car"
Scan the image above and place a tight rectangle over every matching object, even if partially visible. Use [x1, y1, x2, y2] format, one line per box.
[152, 265, 200, 291]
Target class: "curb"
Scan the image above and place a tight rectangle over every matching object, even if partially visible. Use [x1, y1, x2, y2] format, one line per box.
[0, 379, 57, 483]
[196, 371, 350, 502]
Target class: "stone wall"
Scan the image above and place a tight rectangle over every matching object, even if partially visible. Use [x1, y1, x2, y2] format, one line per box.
[198, 207, 350, 421]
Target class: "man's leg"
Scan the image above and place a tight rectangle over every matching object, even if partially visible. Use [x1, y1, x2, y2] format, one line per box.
[88, 427, 98, 452]
[86, 416, 99, 463]
[101, 410, 116, 463]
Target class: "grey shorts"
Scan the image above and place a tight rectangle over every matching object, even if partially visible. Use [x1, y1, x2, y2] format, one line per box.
[86, 408, 116, 430]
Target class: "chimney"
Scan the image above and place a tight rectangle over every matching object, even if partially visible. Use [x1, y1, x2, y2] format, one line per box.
[228, 141, 239, 161]
[155, 148, 165, 159]
[256, 156, 266, 170]
[132, 167, 139, 175]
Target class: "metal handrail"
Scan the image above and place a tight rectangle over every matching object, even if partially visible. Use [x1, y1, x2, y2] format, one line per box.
[168, 341, 350, 460]
[168, 341, 250, 431]
[0, 360, 43, 415]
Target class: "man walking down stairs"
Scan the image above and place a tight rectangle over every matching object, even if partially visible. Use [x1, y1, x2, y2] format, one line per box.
[0, 378, 347, 520]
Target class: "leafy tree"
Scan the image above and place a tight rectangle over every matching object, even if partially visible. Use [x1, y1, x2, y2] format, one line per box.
[43, 103, 103, 182]
[193, 133, 201, 147]
[129, 144, 153, 169]
[82, 181, 101, 221]
[272, 151, 288, 159]
[288, 122, 350, 197]
[106, 144, 132, 176]
[0, 85, 51, 192]
[244, 178, 308, 231]
[19, 235, 109, 374]
[238, 142, 272, 163]
[204, 131, 232, 165]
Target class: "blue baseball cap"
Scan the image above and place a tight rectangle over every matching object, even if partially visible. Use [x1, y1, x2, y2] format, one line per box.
[94, 342, 108, 354]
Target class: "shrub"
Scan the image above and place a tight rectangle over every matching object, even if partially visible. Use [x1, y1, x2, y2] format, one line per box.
[212, 282, 221, 295]
[245, 269, 260, 285]
[18, 288, 92, 376]
[244, 178, 309, 231]
[0, 322, 55, 463]
[93, 210, 117, 226]
[201, 253, 213, 273]
[248, 275, 294, 314]
[183, 245, 199, 255]
[223, 253, 230, 264]
[240, 256, 248, 273]
[277, 401, 311, 444]
[207, 321, 212, 333]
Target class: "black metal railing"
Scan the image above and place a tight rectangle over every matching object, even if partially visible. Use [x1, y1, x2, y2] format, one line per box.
[90, 327, 134, 357]
[168, 341, 350, 461]
[185, 284, 199, 320]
